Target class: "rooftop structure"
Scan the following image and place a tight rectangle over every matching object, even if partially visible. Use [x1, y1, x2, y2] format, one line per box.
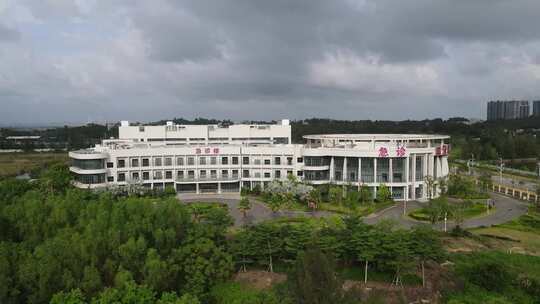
[118, 119, 291, 145]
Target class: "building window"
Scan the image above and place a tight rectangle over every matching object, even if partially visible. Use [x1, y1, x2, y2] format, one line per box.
[297, 157, 303, 163]
[200, 170, 207, 178]
[117, 159, 125, 168]
[107, 162, 114, 168]
[131, 158, 139, 167]
[210, 157, 217, 165]
[222, 157, 228, 165]
[297, 170, 303, 177]
[243, 157, 250, 165]
[139, 126, 145, 132]
[165, 171, 172, 179]
[154, 158, 162, 167]
[132, 172, 139, 181]
[243, 170, 250, 178]
[177, 157, 184, 166]
[210, 170, 217, 179]
[222, 170, 228, 177]
[143, 172, 150, 180]
[187, 157, 195, 166]
[232, 157, 239, 165]
[118, 173, 126, 182]
[274, 157, 281, 165]
[287, 157, 293, 166]
[188, 170, 195, 179]
[264, 159, 271, 165]
[153, 171, 163, 180]
[287, 170, 293, 177]
[264, 172, 271, 178]
[107, 176, 114, 182]
[232, 170, 239, 178]
[275, 170, 281, 179]
[199, 157, 206, 165]
[177, 171, 184, 179]
[142, 158, 150, 167]
[164, 157, 172, 166]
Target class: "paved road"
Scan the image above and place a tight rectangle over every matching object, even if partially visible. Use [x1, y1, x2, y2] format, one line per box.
[364, 192, 529, 230]
[178, 192, 528, 229]
[179, 193, 331, 227]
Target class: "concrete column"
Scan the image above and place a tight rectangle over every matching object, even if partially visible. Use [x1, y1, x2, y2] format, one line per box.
[343, 157, 348, 182]
[218, 182, 222, 194]
[373, 158, 377, 183]
[330, 156, 335, 182]
[411, 154, 416, 200]
[423, 154, 429, 179]
[389, 158, 393, 183]
[405, 156, 410, 201]
[196, 183, 200, 194]
[358, 157, 362, 183]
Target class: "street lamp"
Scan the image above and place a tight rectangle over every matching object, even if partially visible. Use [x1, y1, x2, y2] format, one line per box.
[498, 157, 504, 184]
[444, 212, 448, 232]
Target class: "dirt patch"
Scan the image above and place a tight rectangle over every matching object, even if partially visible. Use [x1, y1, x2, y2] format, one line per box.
[234, 271, 287, 290]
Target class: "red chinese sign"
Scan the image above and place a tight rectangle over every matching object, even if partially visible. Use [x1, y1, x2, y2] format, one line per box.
[435, 144, 449, 156]
[195, 147, 220, 155]
[378, 145, 407, 157]
[378, 147, 389, 157]
[396, 145, 406, 157]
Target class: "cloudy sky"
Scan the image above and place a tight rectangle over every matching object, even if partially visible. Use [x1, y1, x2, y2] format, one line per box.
[1, 0, 540, 125]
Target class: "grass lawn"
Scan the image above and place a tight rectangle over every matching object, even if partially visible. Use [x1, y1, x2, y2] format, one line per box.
[0, 152, 68, 177]
[468, 207, 540, 255]
[316, 200, 395, 216]
[471, 227, 540, 255]
[408, 201, 490, 222]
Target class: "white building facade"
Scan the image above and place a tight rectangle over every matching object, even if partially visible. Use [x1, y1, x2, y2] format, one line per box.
[69, 120, 450, 201]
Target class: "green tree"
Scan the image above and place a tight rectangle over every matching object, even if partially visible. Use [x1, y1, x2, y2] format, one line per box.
[39, 164, 71, 195]
[328, 186, 343, 205]
[350, 223, 379, 284]
[410, 226, 444, 287]
[50, 289, 86, 304]
[268, 195, 283, 214]
[438, 177, 448, 196]
[143, 249, 170, 293]
[359, 184, 373, 204]
[478, 173, 493, 193]
[176, 237, 233, 299]
[237, 196, 252, 219]
[288, 245, 343, 304]
[376, 184, 392, 203]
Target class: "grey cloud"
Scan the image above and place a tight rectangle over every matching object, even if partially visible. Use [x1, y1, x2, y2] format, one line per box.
[2, 0, 540, 125]
[0, 24, 20, 42]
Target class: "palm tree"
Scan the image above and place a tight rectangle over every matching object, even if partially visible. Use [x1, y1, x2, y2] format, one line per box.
[424, 175, 436, 200]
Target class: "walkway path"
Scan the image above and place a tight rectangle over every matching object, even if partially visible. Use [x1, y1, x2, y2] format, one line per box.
[178, 192, 528, 229]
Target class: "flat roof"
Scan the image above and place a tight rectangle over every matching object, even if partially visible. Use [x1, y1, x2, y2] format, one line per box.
[303, 134, 449, 141]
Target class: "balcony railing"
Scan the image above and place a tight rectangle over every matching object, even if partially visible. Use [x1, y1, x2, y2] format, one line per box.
[176, 175, 240, 182]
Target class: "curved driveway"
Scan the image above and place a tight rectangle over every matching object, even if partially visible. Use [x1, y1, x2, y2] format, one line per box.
[179, 192, 528, 229]
[364, 192, 529, 230]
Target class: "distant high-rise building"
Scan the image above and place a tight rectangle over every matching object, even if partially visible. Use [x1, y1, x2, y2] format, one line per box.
[487, 100, 529, 121]
[533, 100, 540, 117]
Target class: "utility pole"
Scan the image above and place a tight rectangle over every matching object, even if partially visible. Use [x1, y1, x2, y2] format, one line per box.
[467, 153, 475, 176]
[498, 157, 504, 184]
